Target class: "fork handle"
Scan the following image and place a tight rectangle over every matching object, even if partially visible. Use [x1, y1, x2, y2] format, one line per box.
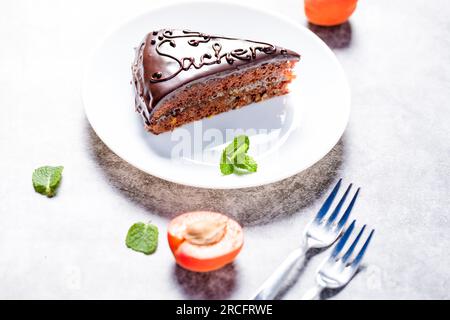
[301, 283, 324, 300]
[251, 246, 306, 300]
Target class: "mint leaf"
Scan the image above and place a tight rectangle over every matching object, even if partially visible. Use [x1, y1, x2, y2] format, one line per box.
[235, 155, 258, 172]
[219, 135, 257, 175]
[125, 222, 158, 255]
[225, 135, 249, 160]
[32, 166, 64, 197]
[220, 150, 234, 175]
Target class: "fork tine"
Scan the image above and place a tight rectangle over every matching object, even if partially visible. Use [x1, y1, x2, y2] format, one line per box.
[326, 183, 352, 226]
[330, 220, 355, 259]
[342, 224, 366, 263]
[351, 229, 375, 269]
[315, 178, 342, 222]
[337, 187, 360, 230]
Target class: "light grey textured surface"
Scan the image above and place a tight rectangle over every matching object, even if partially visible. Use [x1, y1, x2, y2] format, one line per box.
[0, 0, 449, 299]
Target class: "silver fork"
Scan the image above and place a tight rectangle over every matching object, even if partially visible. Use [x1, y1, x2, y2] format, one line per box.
[252, 179, 360, 300]
[302, 220, 375, 299]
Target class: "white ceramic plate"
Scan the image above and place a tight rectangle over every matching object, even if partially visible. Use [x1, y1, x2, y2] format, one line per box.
[83, 1, 350, 189]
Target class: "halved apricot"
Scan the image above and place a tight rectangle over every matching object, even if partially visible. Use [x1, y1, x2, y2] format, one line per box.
[167, 211, 244, 272]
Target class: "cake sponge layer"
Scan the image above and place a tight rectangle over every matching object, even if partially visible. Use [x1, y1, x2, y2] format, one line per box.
[147, 60, 297, 134]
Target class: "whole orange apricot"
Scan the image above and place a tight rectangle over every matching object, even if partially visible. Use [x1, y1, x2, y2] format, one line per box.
[305, 0, 357, 26]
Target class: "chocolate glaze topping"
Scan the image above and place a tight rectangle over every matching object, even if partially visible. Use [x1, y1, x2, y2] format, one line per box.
[132, 29, 300, 123]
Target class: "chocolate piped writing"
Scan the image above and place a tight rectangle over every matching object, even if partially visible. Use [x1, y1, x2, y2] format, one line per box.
[149, 30, 279, 83]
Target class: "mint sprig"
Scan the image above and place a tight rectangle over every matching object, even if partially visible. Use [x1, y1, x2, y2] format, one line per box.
[126, 222, 159, 255]
[220, 135, 258, 175]
[32, 166, 64, 197]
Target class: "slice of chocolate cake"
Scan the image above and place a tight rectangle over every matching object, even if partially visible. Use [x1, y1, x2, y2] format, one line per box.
[132, 29, 300, 134]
